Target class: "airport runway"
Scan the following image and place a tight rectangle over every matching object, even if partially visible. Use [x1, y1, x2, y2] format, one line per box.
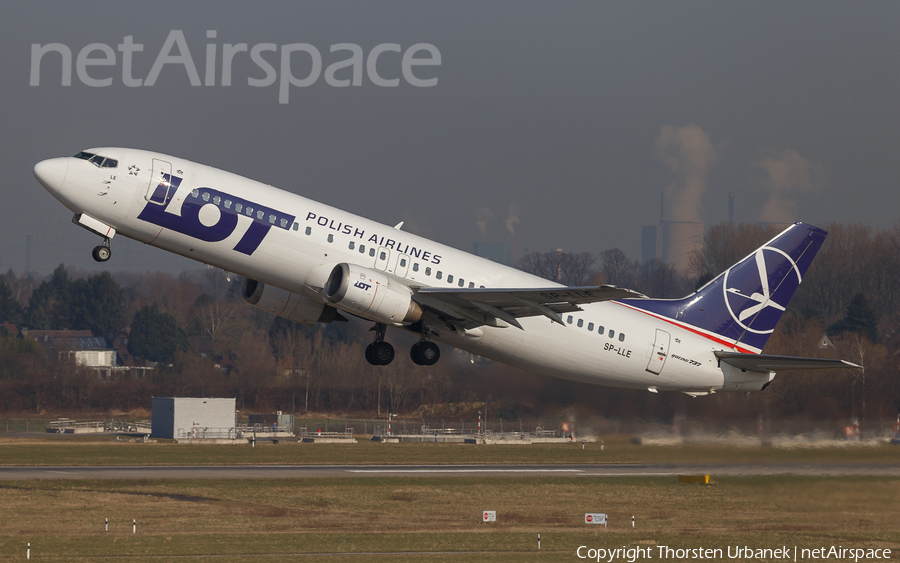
[1, 463, 898, 480]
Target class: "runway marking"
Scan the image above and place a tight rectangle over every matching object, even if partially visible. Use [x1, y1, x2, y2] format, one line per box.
[578, 472, 681, 476]
[348, 469, 582, 473]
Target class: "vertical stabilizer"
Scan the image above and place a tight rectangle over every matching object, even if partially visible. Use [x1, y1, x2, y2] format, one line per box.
[620, 222, 827, 353]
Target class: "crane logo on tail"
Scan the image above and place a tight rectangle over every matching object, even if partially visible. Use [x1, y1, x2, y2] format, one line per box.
[723, 245, 802, 335]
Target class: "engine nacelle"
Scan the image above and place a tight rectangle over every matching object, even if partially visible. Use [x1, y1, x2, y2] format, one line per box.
[324, 263, 422, 325]
[242, 278, 340, 325]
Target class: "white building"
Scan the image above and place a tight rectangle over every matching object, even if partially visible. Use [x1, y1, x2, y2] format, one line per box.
[151, 397, 236, 439]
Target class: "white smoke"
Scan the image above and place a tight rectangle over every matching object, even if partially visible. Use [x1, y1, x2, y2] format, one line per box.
[655, 124, 716, 222]
[759, 150, 822, 224]
[505, 204, 520, 236]
[475, 207, 493, 240]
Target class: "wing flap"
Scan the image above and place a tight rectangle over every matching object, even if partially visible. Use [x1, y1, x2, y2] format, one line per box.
[414, 285, 645, 330]
[715, 351, 860, 372]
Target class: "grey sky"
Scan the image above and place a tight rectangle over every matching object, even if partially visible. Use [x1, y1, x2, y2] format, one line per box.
[3, 2, 899, 276]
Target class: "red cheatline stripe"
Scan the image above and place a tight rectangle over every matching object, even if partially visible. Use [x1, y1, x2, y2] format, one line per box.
[614, 301, 758, 355]
[148, 227, 164, 244]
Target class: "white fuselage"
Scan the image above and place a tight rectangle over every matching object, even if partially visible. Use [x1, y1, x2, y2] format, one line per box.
[37, 147, 758, 394]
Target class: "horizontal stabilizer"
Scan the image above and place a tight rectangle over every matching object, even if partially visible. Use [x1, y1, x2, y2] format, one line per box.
[715, 351, 859, 373]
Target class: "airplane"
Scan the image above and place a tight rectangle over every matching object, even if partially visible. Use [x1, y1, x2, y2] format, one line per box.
[33, 148, 857, 395]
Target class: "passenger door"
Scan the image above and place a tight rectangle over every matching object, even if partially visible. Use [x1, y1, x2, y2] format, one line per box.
[646, 329, 670, 375]
[145, 159, 173, 204]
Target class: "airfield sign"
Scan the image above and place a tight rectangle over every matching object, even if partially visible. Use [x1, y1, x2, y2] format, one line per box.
[585, 513, 607, 526]
[483, 511, 496, 523]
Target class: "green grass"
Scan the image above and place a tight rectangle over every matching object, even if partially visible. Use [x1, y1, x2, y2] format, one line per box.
[1, 435, 898, 467]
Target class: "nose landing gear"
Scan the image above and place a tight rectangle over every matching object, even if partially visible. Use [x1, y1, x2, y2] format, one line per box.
[91, 238, 112, 262]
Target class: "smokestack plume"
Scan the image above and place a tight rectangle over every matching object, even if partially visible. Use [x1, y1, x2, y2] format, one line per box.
[759, 150, 822, 224]
[475, 207, 493, 243]
[655, 124, 716, 222]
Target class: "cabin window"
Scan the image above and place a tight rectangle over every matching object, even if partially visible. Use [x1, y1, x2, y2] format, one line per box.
[257, 210, 264, 220]
[413, 263, 419, 272]
[480, 285, 485, 288]
[191, 189, 199, 198]
[436, 271, 442, 280]
[425, 267, 431, 276]
[213, 196, 221, 205]
[280, 218, 287, 228]
[202, 192, 210, 202]
[567, 316, 573, 324]
[349, 241, 355, 250]
[619, 333, 625, 342]
[224, 199, 232, 209]
[327, 234, 334, 243]
[359, 244, 365, 253]
[587, 322, 594, 331]
[458, 279, 465, 287]
[369, 248, 375, 257]
[245, 206, 253, 216]
[608, 330, 615, 338]
[447, 274, 454, 284]
[400, 258, 407, 267]
[469, 282, 474, 288]
[234, 203, 242, 213]
[292, 222, 299, 231]
[577, 319, 584, 328]
[305, 226, 311, 235]
[597, 326, 604, 334]
[268, 214, 276, 224]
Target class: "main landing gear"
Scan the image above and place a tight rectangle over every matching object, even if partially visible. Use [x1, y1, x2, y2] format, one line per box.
[91, 238, 112, 262]
[364, 323, 441, 367]
[410, 341, 440, 366]
[365, 323, 395, 366]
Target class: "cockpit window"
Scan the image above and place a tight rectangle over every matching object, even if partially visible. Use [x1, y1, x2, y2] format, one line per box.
[74, 151, 117, 168]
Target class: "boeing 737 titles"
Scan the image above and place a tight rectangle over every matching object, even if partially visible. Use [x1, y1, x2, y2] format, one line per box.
[33, 148, 857, 395]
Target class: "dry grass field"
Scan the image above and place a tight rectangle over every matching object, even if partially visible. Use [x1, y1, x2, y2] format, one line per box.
[1, 437, 899, 561]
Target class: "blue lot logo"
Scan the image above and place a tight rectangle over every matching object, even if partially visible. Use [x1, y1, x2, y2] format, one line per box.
[722, 247, 802, 334]
[137, 174, 295, 255]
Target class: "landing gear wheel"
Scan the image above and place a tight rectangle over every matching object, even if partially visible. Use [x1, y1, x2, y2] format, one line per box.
[92, 245, 111, 262]
[415, 342, 440, 366]
[410, 343, 422, 365]
[365, 344, 377, 366]
[371, 341, 395, 365]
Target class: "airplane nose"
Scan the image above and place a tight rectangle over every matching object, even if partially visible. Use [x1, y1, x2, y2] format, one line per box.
[33, 157, 69, 194]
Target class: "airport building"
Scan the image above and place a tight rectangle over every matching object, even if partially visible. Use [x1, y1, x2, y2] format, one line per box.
[151, 397, 236, 440]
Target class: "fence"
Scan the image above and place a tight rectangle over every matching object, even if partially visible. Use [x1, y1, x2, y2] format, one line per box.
[176, 427, 238, 440]
[298, 427, 354, 439]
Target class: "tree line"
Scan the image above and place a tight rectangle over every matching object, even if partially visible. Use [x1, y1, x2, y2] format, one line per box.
[0, 221, 898, 424]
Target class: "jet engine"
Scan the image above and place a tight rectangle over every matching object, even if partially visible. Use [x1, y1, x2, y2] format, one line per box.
[242, 278, 342, 325]
[324, 263, 422, 325]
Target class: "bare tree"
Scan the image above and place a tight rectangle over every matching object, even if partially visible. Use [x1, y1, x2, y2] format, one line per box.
[600, 248, 639, 288]
[517, 251, 597, 285]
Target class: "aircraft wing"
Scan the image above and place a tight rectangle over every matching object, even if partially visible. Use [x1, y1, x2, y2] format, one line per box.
[413, 285, 646, 330]
[715, 351, 860, 372]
